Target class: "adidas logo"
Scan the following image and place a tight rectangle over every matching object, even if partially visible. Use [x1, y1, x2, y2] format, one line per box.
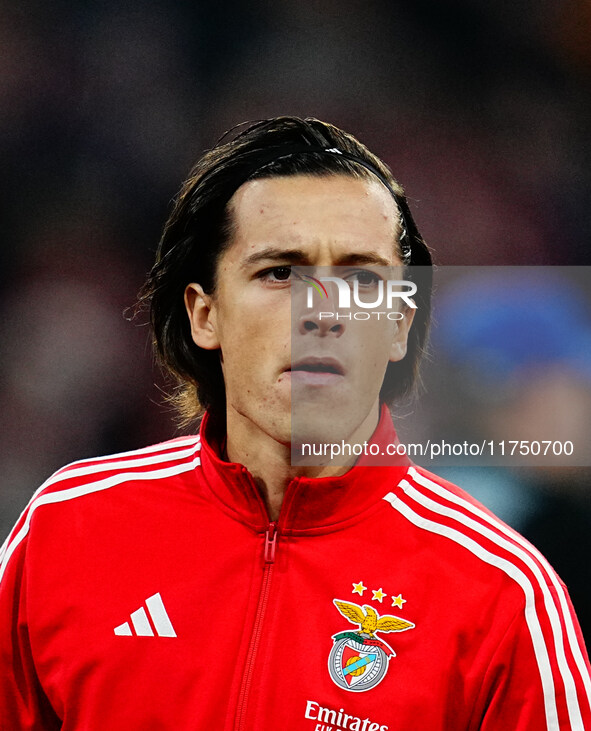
[114, 592, 177, 637]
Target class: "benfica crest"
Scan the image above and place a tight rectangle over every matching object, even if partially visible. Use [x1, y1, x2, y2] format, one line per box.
[328, 599, 415, 692]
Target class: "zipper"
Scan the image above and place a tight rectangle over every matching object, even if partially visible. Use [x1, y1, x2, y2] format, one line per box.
[263, 521, 278, 563]
[234, 521, 278, 731]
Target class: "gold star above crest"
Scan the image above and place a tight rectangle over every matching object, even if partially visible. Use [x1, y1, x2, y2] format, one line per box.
[372, 588, 386, 603]
[352, 581, 367, 596]
[391, 594, 407, 609]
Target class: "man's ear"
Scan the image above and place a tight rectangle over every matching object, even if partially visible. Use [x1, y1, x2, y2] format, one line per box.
[389, 306, 416, 362]
[184, 283, 220, 350]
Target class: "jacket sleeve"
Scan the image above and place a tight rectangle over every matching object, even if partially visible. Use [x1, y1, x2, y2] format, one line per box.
[475, 582, 591, 730]
[0, 530, 60, 731]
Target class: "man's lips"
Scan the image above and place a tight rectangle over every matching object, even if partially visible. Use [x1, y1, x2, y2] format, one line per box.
[284, 356, 345, 386]
[289, 356, 345, 375]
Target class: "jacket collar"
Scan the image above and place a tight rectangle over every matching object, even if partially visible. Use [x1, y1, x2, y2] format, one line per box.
[197, 403, 410, 533]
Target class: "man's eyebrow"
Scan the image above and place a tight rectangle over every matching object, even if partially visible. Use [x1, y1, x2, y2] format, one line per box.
[334, 252, 393, 267]
[241, 248, 312, 267]
[241, 248, 395, 268]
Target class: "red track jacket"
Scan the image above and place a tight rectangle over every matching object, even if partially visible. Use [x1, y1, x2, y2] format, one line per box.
[1, 406, 590, 730]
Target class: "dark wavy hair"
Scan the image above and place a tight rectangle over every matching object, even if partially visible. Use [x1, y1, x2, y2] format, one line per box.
[138, 116, 433, 426]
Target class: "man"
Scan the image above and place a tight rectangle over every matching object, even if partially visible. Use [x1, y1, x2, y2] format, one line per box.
[1, 117, 589, 730]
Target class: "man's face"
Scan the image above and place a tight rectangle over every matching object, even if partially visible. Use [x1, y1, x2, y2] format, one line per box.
[185, 174, 414, 447]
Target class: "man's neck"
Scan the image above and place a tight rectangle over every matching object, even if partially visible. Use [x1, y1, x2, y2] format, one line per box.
[224, 404, 380, 521]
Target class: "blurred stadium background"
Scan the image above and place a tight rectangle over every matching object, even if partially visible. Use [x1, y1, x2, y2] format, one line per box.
[1, 1, 589, 635]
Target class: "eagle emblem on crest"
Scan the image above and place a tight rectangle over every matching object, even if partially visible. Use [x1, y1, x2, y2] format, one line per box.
[328, 599, 415, 692]
[333, 600, 414, 638]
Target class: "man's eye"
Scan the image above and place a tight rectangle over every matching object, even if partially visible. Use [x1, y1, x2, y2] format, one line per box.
[261, 266, 292, 282]
[348, 270, 381, 287]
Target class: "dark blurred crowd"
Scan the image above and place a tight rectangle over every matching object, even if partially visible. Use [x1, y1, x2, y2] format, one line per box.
[1, 0, 590, 634]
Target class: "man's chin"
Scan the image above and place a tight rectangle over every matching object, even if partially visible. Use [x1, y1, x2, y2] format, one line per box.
[290, 412, 365, 450]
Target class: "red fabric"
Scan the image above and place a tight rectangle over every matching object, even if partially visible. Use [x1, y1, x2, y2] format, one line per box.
[1, 407, 589, 730]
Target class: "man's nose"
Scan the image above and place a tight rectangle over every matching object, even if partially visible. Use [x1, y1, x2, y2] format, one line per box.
[298, 310, 345, 337]
[293, 276, 347, 336]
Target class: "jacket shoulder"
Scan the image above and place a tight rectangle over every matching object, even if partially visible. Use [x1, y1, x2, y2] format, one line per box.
[0, 435, 202, 578]
[384, 463, 569, 598]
